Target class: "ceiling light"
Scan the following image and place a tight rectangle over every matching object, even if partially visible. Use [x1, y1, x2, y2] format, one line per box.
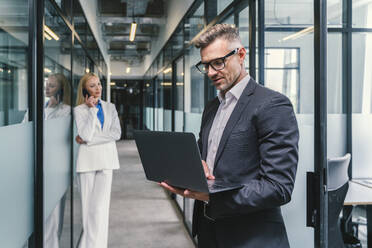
[110, 82, 116, 86]
[163, 67, 172, 74]
[282, 26, 314, 41]
[126, 67, 131, 73]
[44, 25, 60, 41]
[44, 68, 52, 73]
[129, 22, 137, 42]
[85, 68, 90, 73]
[44, 32, 52, 40]
[126, 44, 137, 49]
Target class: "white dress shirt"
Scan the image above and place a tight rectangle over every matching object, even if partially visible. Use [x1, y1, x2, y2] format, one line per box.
[206, 75, 250, 174]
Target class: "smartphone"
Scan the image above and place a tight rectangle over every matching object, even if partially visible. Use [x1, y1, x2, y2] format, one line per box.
[82, 88, 90, 98]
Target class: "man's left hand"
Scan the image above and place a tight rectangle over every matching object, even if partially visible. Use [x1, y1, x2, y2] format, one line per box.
[160, 182, 209, 202]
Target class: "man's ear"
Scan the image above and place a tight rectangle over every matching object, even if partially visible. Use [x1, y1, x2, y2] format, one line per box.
[238, 47, 246, 63]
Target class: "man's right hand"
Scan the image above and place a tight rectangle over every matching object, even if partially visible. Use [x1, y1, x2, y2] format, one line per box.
[202, 160, 215, 180]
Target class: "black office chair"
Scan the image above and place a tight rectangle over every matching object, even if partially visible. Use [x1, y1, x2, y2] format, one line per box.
[328, 153, 351, 248]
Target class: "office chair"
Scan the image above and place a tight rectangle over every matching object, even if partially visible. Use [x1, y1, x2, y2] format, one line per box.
[328, 153, 351, 248]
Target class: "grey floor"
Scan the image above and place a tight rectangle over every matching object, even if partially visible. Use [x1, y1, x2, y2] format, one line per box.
[108, 140, 195, 248]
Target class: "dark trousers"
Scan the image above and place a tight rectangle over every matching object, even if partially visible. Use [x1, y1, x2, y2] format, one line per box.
[197, 215, 219, 248]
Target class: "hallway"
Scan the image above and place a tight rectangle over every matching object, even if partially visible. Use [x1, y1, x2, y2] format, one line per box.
[108, 140, 195, 247]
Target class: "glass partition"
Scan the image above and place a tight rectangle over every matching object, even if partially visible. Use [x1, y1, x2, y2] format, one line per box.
[352, 32, 372, 178]
[353, 0, 372, 28]
[44, 1, 73, 246]
[72, 39, 85, 247]
[183, 1, 205, 233]
[0, 1, 33, 246]
[0, 0, 29, 127]
[265, 1, 315, 246]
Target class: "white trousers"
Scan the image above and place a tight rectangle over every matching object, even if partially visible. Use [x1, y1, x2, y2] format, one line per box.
[44, 194, 66, 248]
[78, 170, 113, 248]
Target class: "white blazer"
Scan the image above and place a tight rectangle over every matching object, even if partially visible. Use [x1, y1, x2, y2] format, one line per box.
[74, 100, 121, 172]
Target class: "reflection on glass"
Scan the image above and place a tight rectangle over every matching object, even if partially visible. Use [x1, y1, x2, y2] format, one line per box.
[72, 41, 85, 247]
[265, 6, 314, 246]
[175, 57, 184, 131]
[352, 33, 372, 114]
[0, 0, 32, 247]
[218, 0, 231, 15]
[44, 74, 71, 118]
[327, 34, 343, 114]
[144, 80, 154, 130]
[43, 73, 72, 248]
[0, 0, 29, 127]
[265, 48, 299, 112]
[239, 6, 249, 54]
[163, 62, 172, 131]
[353, 0, 372, 28]
[328, 0, 342, 27]
[44, 1, 72, 246]
[266, 31, 313, 113]
[185, 2, 204, 43]
[352, 33, 372, 181]
[265, 0, 313, 26]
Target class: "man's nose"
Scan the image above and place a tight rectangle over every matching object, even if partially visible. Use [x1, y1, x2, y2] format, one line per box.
[207, 66, 218, 78]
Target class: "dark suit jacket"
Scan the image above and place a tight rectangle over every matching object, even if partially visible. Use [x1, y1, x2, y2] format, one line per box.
[192, 78, 299, 248]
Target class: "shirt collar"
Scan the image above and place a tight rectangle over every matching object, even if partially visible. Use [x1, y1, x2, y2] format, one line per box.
[217, 74, 250, 102]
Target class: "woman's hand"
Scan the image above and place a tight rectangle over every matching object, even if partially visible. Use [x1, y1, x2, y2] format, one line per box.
[85, 95, 97, 108]
[48, 95, 59, 107]
[75, 135, 86, 144]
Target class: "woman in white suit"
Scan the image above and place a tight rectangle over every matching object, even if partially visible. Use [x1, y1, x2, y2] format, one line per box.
[74, 73, 121, 248]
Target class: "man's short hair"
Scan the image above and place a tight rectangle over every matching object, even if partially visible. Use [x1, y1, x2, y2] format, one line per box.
[194, 23, 241, 49]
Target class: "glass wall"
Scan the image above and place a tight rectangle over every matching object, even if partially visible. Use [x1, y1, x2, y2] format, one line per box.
[265, 1, 315, 247]
[0, 0, 108, 246]
[44, 1, 73, 246]
[0, 0, 33, 246]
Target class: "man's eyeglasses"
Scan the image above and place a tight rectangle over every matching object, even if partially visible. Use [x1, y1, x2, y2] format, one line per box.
[195, 48, 239, 74]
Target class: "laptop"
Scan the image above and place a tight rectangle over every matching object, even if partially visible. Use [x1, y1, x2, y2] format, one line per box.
[134, 130, 242, 193]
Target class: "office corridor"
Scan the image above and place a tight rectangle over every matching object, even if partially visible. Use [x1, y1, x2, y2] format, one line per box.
[108, 140, 195, 248]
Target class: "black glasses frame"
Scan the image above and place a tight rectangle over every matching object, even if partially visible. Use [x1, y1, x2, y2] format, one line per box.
[195, 48, 239, 74]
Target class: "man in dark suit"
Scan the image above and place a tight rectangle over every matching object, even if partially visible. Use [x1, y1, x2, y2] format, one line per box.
[161, 24, 299, 248]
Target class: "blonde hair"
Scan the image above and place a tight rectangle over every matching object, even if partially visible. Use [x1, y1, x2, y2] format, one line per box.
[76, 73, 99, 106]
[194, 23, 241, 49]
[49, 73, 71, 105]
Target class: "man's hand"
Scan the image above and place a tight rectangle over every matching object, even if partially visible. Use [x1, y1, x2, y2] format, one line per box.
[75, 135, 86, 144]
[202, 160, 215, 180]
[159, 182, 209, 202]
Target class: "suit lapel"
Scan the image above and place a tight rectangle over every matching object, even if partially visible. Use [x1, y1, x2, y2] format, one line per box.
[213, 79, 257, 170]
[202, 98, 220, 160]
